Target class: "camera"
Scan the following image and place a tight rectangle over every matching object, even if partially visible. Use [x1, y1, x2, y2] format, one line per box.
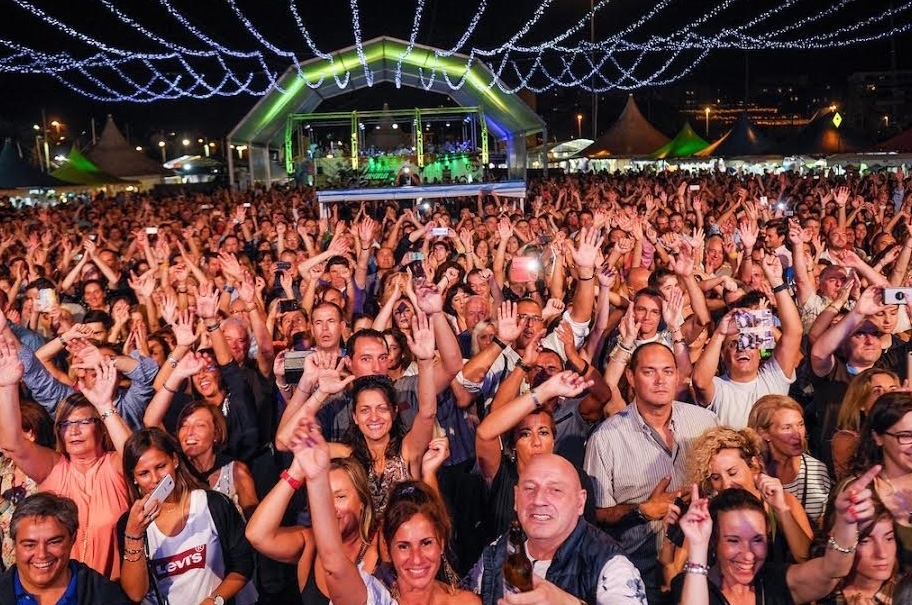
[284, 351, 312, 384]
[665, 497, 690, 548]
[279, 299, 299, 314]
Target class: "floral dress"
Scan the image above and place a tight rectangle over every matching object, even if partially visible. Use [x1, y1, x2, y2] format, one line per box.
[0, 456, 38, 570]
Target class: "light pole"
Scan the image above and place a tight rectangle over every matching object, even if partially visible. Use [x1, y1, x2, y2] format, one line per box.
[158, 140, 166, 163]
[704, 107, 711, 138]
[884, 115, 890, 129]
[576, 113, 583, 139]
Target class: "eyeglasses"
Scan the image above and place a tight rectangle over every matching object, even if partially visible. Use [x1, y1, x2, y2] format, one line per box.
[57, 417, 100, 432]
[517, 314, 544, 323]
[883, 431, 912, 445]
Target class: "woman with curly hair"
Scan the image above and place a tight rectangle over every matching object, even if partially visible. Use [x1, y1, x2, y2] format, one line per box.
[676, 426, 813, 565]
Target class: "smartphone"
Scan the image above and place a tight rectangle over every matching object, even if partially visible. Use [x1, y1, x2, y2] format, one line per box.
[243, 203, 252, 208]
[279, 299, 299, 313]
[759, 196, 768, 206]
[275, 261, 292, 272]
[734, 309, 776, 350]
[510, 256, 540, 284]
[144, 474, 175, 510]
[145, 227, 158, 235]
[688, 184, 700, 191]
[665, 496, 690, 548]
[88, 234, 97, 241]
[884, 287, 912, 305]
[284, 350, 314, 383]
[36, 288, 58, 312]
[431, 227, 449, 237]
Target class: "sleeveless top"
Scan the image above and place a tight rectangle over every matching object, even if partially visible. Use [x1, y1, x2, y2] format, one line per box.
[368, 455, 410, 515]
[301, 542, 371, 605]
[211, 461, 245, 518]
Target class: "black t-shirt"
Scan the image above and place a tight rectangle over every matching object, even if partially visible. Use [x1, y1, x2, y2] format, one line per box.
[670, 564, 793, 605]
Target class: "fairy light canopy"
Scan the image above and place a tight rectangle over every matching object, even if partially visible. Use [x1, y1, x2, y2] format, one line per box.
[229, 37, 545, 149]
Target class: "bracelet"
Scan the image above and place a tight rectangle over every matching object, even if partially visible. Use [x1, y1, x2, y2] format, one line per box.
[575, 361, 590, 376]
[206, 321, 221, 333]
[100, 408, 118, 421]
[123, 546, 145, 555]
[771, 282, 788, 294]
[616, 341, 635, 354]
[683, 561, 710, 576]
[530, 389, 543, 410]
[577, 274, 595, 281]
[281, 469, 303, 491]
[123, 553, 144, 563]
[177, 286, 188, 294]
[124, 532, 145, 541]
[58, 335, 67, 346]
[278, 382, 293, 392]
[162, 383, 178, 394]
[827, 534, 859, 554]
[673, 338, 686, 346]
[826, 304, 840, 313]
[516, 361, 533, 372]
[167, 355, 179, 368]
[492, 336, 509, 350]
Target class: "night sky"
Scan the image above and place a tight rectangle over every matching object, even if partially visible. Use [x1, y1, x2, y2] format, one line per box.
[0, 0, 909, 144]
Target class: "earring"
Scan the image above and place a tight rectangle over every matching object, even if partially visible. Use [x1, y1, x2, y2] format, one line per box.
[441, 554, 458, 595]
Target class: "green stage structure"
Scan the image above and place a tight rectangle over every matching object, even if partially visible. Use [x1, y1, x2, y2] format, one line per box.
[228, 36, 546, 187]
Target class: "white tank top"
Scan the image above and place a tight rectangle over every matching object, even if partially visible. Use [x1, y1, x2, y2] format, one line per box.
[144, 490, 256, 605]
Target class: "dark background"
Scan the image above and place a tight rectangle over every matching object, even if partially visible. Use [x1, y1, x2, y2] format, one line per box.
[0, 0, 908, 144]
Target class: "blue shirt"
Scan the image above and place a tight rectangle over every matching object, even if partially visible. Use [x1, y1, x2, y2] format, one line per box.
[14, 561, 77, 605]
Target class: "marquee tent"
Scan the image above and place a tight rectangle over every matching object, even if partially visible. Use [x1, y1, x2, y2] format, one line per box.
[51, 146, 135, 186]
[580, 95, 669, 158]
[87, 116, 171, 184]
[0, 140, 64, 189]
[650, 122, 709, 159]
[773, 108, 873, 155]
[696, 113, 774, 157]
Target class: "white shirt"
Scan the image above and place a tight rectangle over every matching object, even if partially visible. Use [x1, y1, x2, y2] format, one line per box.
[709, 356, 796, 428]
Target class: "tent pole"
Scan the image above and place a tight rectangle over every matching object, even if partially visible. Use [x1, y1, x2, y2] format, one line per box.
[248, 142, 255, 189]
[227, 139, 235, 189]
[265, 145, 271, 188]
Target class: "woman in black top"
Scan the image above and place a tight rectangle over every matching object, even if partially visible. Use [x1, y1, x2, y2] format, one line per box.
[673, 466, 881, 605]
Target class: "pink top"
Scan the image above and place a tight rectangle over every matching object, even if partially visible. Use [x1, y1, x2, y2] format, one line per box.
[40, 452, 128, 579]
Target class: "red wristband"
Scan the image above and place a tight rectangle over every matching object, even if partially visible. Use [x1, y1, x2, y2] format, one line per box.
[281, 469, 303, 490]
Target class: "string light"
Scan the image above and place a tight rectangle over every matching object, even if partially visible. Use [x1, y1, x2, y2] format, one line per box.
[0, 0, 909, 101]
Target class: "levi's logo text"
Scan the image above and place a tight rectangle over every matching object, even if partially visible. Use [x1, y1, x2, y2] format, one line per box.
[151, 544, 207, 580]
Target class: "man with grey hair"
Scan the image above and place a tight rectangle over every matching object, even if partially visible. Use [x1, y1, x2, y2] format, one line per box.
[0, 493, 128, 603]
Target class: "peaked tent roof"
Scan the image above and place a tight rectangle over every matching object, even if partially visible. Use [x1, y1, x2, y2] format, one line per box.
[0, 141, 64, 189]
[229, 37, 546, 147]
[86, 116, 171, 177]
[650, 122, 709, 159]
[580, 95, 669, 158]
[773, 108, 874, 155]
[51, 146, 134, 185]
[880, 127, 912, 153]
[696, 113, 774, 157]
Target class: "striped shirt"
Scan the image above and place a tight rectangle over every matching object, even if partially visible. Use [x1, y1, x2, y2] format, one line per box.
[782, 453, 832, 524]
[584, 401, 718, 588]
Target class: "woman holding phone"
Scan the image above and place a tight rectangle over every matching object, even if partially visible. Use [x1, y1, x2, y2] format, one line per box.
[117, 428, 258, 605]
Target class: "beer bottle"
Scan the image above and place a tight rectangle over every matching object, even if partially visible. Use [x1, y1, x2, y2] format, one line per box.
[502, 521, 534, 593]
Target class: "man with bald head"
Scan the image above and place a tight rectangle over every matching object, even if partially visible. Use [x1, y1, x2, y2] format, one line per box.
[466, 454, 646, 605]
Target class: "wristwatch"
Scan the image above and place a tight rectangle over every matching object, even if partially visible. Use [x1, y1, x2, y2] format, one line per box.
[212, 595, 225, 605]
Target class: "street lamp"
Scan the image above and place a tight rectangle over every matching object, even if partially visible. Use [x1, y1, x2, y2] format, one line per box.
[704, 107, 710, 137]
[576, 113, 583, 139]
[158, 140, 166, 162]
[50, 120, 61, 136]
[182, 139, 190, 147]
[884, 115, 890, 129]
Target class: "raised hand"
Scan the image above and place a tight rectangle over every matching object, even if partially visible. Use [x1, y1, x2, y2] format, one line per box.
[760, 253, 784, 281]
[497, 217, 513, 241]
[195, 284, 221, 320]
[834, 186, 851, 207]
[836, 465, 880, 525]
[80, 359, 118, 410]
[597, 264, 617, 289]
[679, 483, 712, 547]
[496, 301, 523, 345]
[415, 282, 444, 315]
[618, 304, 641, 348]
[755, 473, 788, 513]
[288, 412, 331, 482]
[537, 370, 594, 400]
[421, 436, 450, 480]
[737, 220, 758, 251]
[662, 285, 684, 330]
[172, 352, 208, 380]
[218, 252, 243, 281]
[405, 311, 437, 361]
[172, 309, 197, 347]
[854, 286, 887, 317]
[0, 335, 23, 387]
[570, 226, 601, 272]
[542, 298, 566, 323]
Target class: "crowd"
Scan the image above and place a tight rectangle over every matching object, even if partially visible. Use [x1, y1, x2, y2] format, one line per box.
[2, 169, 912, 604]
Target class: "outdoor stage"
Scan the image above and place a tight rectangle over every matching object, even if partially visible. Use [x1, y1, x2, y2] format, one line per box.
[315, 180, 526, 216]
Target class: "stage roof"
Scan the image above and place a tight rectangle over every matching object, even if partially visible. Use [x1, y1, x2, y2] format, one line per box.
[228, 37, 545, 147]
